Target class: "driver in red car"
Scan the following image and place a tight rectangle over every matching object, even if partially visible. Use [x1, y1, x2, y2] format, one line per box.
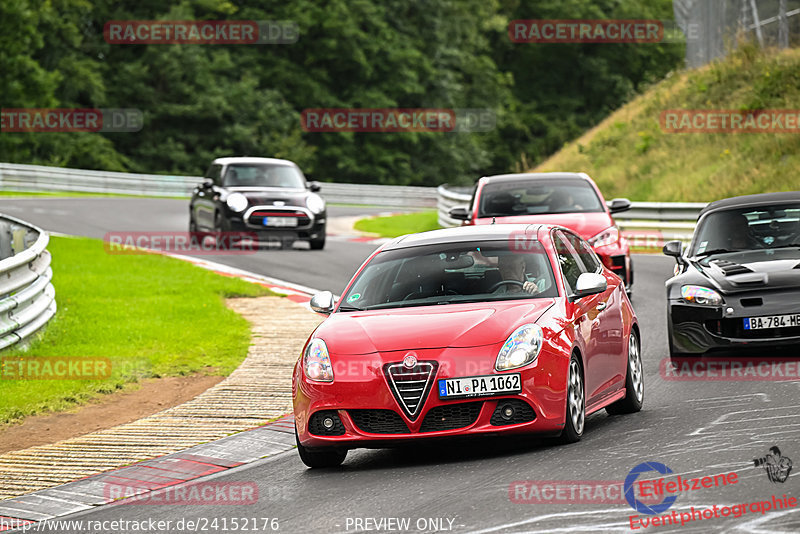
[496, 255, 540, 295]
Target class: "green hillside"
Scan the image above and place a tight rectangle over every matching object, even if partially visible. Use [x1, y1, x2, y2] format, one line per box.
[534, 44, 800, 202]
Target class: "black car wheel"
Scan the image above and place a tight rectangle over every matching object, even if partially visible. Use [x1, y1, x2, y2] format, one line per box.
[295, 428, 346, 468]
[309, 235, 325, 250]
[558, 354, 584, 444]
[606, 329, 644, 415]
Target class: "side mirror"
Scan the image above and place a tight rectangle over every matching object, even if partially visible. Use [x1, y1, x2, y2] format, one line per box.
[663, 240, 687, 266]
[572, 272, 607, 300]
[310, 291, 335, 315]
[308, 181, 321, 192]
[607, 198, 632, 214]
[202, 179, 214, 188]
[449, 207, 470, 221]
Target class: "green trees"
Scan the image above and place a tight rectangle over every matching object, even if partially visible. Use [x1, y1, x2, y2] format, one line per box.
[0, 0, 682, 186]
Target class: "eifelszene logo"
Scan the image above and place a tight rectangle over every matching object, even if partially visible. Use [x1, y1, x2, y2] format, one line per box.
[754, 446, 792, 483]
[624, 462, 677, 515]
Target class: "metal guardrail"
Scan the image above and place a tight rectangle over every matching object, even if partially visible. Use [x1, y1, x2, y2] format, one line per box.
[0, 163, 439, 208]
[0, 214, 56, 350]
[437, 184, 706, 248]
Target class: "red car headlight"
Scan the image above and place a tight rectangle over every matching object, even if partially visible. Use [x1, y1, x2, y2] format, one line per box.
[589, 226, 619, 248]
[496, 324, 543, 371]
[303, 339, 334, 382]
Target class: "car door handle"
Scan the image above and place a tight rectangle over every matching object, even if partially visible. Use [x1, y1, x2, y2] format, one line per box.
[596, 302, 607, 311]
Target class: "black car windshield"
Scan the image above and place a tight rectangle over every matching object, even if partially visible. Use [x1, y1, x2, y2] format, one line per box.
[223, 164, 306, 188]
[690, 204, 800, 257]
[477, 179, 604, 218]
[338, 241, 559, 311]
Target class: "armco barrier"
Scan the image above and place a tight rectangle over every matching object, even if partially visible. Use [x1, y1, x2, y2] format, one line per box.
[0, 214, 56, 350]
[0, 163, 438, 208]
[437, 184, 706, 248]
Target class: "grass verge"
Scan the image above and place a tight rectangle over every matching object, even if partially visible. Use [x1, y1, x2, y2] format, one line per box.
[354, 210, 440, 238]
[0, 236, 273, 425]
[0, 190, 187, 199]
[534, 45, 800, 201]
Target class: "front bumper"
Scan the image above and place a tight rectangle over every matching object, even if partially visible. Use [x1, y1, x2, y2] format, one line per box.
[226, 211, 325, 241]
[293, 345, 569, 449]
[669, 290, 800, 354]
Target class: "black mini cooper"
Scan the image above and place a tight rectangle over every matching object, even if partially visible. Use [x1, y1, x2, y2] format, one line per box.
[189, 157, 326, 249]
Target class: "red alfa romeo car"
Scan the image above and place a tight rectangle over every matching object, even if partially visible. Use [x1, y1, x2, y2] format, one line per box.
[449, 172, 634, 293]
[292, 224, 642, 468]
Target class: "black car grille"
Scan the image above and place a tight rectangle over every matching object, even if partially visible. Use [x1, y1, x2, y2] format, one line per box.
[420, 402, 482, 432]
[247, 209, 310, 227]
[384, 361, 438, 420]
[348, 410, 410, 434]
[710, 318, 800, 339]
[490, 399, 536, 426]
[308, 410, 346, 436]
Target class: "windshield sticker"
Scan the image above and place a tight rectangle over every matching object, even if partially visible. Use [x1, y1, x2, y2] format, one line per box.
[347, 293, 361, 303]
[697, 241, 708, 254]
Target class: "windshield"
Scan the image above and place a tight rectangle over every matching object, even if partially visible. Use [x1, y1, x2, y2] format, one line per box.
[690, 204, 800, 257]
[478, 179, 604, 218]
[222, 164, 306, 188]
[338, 241, 558, 311]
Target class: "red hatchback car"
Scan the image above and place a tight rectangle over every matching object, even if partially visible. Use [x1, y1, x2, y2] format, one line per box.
[449, 173, 633, 293]
[292, 224, 643, 468]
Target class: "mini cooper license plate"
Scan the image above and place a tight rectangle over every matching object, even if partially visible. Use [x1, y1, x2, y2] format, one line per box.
[438, 373, 521, 399]
[263, 217, 297, 227]
[744, 314, 800, 330]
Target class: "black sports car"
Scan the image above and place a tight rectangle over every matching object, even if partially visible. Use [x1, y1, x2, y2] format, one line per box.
[663, 191, 800, 358]
[189, 157, 327, 249]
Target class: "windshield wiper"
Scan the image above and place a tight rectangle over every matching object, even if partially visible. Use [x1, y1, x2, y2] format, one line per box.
[336, 305, 363, 312]
[696, 248, 735, 257]
[765, 244, 800, 250]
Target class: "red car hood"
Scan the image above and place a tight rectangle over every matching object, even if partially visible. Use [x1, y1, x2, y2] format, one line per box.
[474, 212, 612, 240]
[318, 299, 555, 354]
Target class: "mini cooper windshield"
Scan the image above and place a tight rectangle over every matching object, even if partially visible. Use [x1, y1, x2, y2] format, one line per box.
[223, 164, 306, 189]
[690, 204, 800, 258]
[339, 241, 558, 311]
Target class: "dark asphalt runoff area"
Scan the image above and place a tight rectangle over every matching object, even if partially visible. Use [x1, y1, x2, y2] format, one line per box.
[3, 197, 798, 533]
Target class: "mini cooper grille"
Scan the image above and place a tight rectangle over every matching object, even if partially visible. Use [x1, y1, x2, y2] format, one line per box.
[248, 210, 311, 227]
[384, 361, 438, 420]
[420, 402, 482, 432]
[490, 399, 537, 426]
[348, 410, 410, 434]
[308, 410, 346, 436]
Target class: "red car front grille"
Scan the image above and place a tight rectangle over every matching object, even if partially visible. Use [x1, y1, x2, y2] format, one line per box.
[383, 361, 438, 420]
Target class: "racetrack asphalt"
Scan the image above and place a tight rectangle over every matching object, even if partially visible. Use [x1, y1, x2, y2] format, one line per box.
[1, 197, 798, 533]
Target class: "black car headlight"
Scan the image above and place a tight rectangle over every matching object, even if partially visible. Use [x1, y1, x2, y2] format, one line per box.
[226, 193, 248, 213]
[680, 285, 723, 306]
[306, 193, 325, 214]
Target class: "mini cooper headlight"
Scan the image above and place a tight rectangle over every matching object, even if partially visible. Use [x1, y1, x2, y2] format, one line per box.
[496, 324, 543, 371]
[681, 285, 723, 306]
[226, 193, 248, 213]
[303, 338, 333, 382]
[306, 193, 325, 214]
[589, 226, 620, 248]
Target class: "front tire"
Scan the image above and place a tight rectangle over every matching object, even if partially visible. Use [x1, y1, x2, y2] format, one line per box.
[606, 329, 644, 415]
[559, 355, 584, 444]
[295, 428, 347, 468]
[309, 235, 325, 250]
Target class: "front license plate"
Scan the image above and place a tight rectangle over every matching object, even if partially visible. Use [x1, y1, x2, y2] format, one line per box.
[743, 314, 800, 330]
[438, 373, 521, 399]
[263, 217, 297, 227]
